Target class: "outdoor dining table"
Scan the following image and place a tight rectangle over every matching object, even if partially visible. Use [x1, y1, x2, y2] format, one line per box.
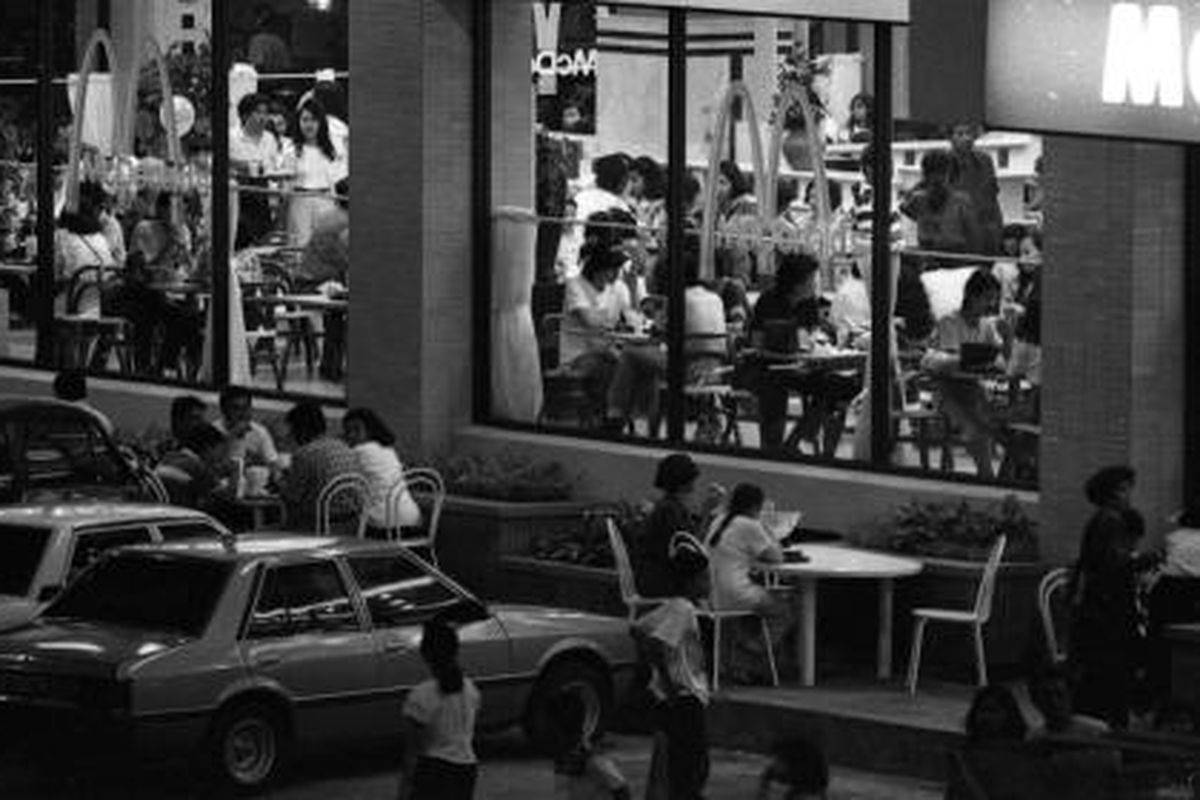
[765, 543, 924, 687]
[243, 293, 349, 313]
[235, 492, 286, 531]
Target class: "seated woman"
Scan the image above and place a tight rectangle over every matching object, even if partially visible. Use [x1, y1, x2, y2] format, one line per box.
[560, 237, 635, 419]
[604, 236, 726, 434]
[342, 406, 420, 538]
[920, 269, 1004, 479]
[746, 251, 862, 455]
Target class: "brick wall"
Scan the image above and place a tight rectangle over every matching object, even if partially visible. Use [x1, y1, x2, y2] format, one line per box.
[1040, 136, 1185, 563]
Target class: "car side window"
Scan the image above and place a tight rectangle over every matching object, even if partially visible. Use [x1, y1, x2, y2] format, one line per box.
[346, 554, 461, 628]
[247, 561, 361, 639]
[68, 526, 154, 582]
[158, 521, 224, 542]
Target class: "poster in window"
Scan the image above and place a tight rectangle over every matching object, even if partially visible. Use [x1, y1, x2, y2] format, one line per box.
[532, 2, 597, 135]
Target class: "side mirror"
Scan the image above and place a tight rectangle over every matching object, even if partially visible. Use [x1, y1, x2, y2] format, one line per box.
[37, 585, 61, 603]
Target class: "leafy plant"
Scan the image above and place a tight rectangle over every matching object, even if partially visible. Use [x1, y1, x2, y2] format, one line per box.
[436, 452, 574, 502]
[526, 500, 649, 568]
[773, 46, 829, 133]
[856, 495, 1039, 562]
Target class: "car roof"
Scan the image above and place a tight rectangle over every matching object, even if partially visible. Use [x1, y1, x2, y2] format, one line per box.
[121, 533, 402, 563]
[0, 503, 215, 529]
[0, 396, 111, 425]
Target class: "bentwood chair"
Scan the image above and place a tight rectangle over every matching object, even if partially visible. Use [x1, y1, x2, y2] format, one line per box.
[315, 472, 370, 536]
[698, 557, 780, 693]
[907, 535, 1007, 693]
[396, 466, 446, 565]
[1038, 566, 1071, 665]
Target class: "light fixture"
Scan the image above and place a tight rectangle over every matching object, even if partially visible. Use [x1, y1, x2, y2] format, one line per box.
[309, 0, 332, 11]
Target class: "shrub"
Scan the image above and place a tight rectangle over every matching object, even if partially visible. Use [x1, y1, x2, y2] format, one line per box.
[437, 452, 574, 502]
[855, 495, 1039, 562]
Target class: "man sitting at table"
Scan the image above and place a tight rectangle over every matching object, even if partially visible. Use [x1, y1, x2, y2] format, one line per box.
[747, 251, 862, 455]
[920, 268, 1005, 479]
[215, 386, 279, 468]
[279, 401, 361, 533]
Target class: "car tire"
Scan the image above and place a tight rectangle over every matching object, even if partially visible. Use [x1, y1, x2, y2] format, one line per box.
[523, 658, 612, 753]
[208, 702, 290, 793]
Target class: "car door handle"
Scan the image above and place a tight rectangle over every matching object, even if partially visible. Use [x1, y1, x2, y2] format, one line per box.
[253, 654, 282, 668]
[383, 639, 411, 654]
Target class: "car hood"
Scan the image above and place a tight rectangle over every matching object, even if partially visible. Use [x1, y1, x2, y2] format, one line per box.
[0, 619, 188, 677]
[490, 604, 631, 639]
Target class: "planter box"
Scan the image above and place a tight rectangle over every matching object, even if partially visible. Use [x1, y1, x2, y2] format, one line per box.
[497, 556, 623, 617]
[894, 557, 1050, 682]
[436, 496, 594, 598]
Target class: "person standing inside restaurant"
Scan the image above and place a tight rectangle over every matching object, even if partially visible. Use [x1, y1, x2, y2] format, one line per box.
[399, 620, 480, 800]
[287, 98, 347, 248]
[1069, 465, 1161, 729]
[920, 269, 1004, 479]
[899, 149, 977, 261]
[230, 92, 281, 248]
[557, 153, 632, 280]
[948, 122, 1003, 255]
[215, 386, 279, 468]
[278, 401, 361, 533]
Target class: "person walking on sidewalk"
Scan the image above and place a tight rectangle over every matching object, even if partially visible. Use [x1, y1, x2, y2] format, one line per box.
[398, 620, 480, 800]
[635, 532, 711, 800]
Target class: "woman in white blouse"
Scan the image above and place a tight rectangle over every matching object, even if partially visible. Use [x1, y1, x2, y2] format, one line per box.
[705, 483, 784, 612]
[342, 407, 420, 537]
[287, 98, 348, 248]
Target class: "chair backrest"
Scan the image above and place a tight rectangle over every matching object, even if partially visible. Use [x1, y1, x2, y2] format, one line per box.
[973, 534, 1008, 622]
[140, 467, 171, 503]
[401, 466, 445, 546]
[1038, 566, 1071, 663]
[315, 472, 370, 535]
[606, 517, 640, 607]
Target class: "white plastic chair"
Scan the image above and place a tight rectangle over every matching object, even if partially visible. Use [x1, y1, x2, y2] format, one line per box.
[397, 467, 445, 565]
[606, 518, 670, 623]
[315, 472, 371, 536]
[907, 535, 1007, 694]
[699, 558, 779, 693]
[1038, 566, 1071, 665]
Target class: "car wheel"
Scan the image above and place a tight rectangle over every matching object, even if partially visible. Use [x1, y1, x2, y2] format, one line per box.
[209, 702, 289, 792]
[523, 658, 612, 753]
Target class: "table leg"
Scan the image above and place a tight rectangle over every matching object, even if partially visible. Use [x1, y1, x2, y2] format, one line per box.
[878, 577, 894, 680]
[800, 578, 817, 687]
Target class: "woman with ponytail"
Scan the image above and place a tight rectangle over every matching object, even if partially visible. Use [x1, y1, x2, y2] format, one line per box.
[398, 619, 480, 800]
[705, 483, 785, 613]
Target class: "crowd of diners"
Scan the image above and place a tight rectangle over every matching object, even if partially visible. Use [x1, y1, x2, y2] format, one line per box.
[541, 121, 1043, 477]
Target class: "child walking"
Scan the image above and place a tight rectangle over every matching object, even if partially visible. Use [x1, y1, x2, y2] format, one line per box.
[634, 531, 711, 800]
[548, 688, 631, 800]
[398, 619, 480, 800]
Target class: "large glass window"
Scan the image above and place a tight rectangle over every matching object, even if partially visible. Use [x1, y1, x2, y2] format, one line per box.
[487, 3, 1038, 489]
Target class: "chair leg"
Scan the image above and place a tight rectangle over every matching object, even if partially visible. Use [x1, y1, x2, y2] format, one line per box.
[907, 616, 927, 695]
[972, 624, 988, 687]
[759, 615, 779, 687]
[711, 617, 721, 693]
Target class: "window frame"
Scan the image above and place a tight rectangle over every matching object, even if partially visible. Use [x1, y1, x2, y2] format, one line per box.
[344, 551, 467, 630]
[242, 557, 365, 641]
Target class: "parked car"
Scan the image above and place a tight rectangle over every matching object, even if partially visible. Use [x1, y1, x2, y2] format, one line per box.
[0, 398, 151, 503]
[0, 503, 231, 631]
[0, 535, 638, 790]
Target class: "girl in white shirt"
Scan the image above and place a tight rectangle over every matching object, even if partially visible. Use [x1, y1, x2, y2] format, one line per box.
[399, 620, 480, 800]
[705, 483, 784, 612]
[287, 98, 347, 247]
[342, 407, 421, 535]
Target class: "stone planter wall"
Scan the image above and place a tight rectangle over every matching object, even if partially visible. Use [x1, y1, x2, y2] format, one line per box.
[497, 556, 623, 617]
[436, 496, 594, 599]
[894, 558, 1050, 681]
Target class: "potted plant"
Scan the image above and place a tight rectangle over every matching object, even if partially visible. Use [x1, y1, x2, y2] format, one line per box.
[851, 495, 1047, 680]
[432, 451, 595, 599]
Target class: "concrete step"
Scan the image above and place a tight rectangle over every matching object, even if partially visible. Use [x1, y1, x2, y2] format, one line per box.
[709, 679, 973, 782]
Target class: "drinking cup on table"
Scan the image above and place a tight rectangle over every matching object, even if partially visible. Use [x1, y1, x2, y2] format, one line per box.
[245, 466, 271, 497]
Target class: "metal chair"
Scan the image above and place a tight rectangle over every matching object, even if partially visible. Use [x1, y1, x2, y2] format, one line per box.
[907, 535, 1008, 693]
[698, 557, 780, 692]
[315, 472, 370, 536]
[606, 518, 670, 623]
[397, 467, 445, 564]
[1038, 566, 1071, 664]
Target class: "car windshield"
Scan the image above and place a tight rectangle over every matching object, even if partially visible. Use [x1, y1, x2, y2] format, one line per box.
[0, 525, 51, 597]
[44, 552, 232, 637]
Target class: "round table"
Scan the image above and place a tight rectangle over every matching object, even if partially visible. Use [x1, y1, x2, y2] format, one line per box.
[766, 544, 924, 687]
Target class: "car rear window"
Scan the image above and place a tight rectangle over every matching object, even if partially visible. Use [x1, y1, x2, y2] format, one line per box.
[44, 553, 232, 637]
[0, 525, 51, 597]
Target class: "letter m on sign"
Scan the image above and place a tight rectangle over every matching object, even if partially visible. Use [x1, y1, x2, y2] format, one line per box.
[1102, 3, 1184, 106]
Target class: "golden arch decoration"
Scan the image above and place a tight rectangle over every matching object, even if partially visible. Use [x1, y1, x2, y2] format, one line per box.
[697, 79, 833, 282]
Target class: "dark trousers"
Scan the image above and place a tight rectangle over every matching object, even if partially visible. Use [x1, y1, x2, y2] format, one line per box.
[659, 696, 709, 800]
[408, 756, 477, 800]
